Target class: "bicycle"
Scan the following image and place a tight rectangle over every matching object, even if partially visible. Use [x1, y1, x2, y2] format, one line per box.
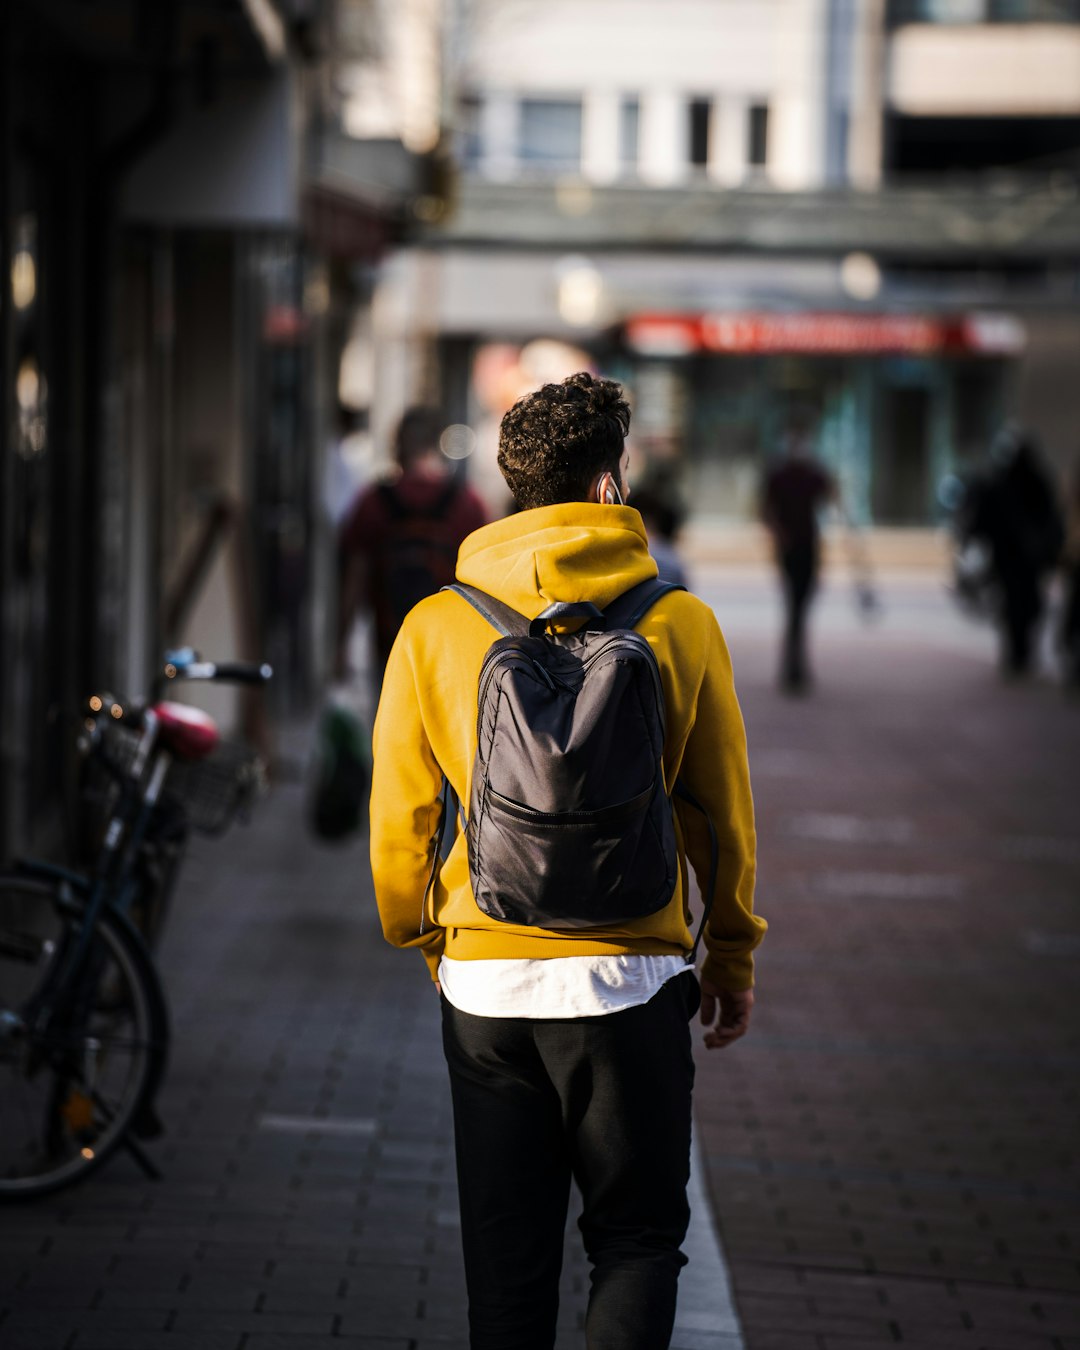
[0, 651, 272, 1200]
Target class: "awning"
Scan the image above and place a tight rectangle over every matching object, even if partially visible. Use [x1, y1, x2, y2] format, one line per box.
[625, 311, 1027, 357]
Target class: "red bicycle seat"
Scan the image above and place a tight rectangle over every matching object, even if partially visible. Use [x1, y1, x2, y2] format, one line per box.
[150, 702, 220, 762]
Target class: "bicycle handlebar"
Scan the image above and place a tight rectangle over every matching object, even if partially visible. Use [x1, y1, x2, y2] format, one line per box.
[165, 660, 273, 686]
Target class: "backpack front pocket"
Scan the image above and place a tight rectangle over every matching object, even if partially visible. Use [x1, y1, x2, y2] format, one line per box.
[470, 781, 675, 929]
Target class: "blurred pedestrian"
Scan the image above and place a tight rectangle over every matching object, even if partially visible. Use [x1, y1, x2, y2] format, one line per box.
[322, 402, 375, 530]
[1059, 456, 1080, 691]
[962, 429, 1064, 678]
[369, 372, 765, 1350]
[631, 469, 690, 589]
[761, 421, 836, 693]
[336, 407, 488, 685]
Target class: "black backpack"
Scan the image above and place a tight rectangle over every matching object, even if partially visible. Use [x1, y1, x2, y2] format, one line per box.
[435, 578, 718, 957]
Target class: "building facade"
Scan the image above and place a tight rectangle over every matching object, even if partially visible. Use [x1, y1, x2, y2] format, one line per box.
[372, 0, 1080, 526]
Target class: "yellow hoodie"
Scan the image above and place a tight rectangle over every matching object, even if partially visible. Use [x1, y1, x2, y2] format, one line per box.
[369, 502, 765, 990]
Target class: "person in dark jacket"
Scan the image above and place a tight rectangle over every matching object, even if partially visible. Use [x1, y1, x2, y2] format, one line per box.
[336, 407, 488, 684]
[963, 429, 1064, 677]
[631, 468, 691, 590]
[761, 424, 836, 693]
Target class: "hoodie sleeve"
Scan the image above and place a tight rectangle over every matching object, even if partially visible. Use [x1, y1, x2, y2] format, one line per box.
[369, 625, 447, 981]
[675, 613, 765, 991]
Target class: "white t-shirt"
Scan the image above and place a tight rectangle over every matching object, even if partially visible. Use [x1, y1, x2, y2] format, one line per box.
[438, 952, 690, 1019]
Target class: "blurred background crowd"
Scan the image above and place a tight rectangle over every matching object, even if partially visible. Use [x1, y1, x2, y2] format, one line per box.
[3, 0, 1080, 859]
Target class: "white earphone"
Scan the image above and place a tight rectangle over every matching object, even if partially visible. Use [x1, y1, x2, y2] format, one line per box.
[600, 475, 624, 506]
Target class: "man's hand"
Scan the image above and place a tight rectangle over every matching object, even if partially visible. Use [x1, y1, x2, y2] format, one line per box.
[700, 980, 754, 1050]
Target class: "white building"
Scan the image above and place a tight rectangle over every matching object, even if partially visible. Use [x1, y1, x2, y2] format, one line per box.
[366, 0, 1080, 525]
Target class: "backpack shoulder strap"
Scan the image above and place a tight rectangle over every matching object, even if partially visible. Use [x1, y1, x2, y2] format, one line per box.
[603, 577, 685, 632]
[443, 583, 530, 638]
[431, 478, 462, 520]
[446, 576, 683, 638]
[376, 481, 407, 520]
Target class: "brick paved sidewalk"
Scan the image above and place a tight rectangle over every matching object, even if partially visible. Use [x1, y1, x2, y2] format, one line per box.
[0, 725, 741, 1350]
[6, 568, 1075, 1350]
[692, 570, 1080, 1350]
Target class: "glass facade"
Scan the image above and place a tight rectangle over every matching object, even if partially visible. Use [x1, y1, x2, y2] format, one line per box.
[518, 99, 583, 170]
[619, 97, 641, 173]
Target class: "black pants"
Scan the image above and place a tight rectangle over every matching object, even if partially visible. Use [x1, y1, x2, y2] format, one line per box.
[779, 542, 818, 690]
[440, 971, 700, 1350]
[1062, 560, 1080, 686]
[997, 565, 1042, 675]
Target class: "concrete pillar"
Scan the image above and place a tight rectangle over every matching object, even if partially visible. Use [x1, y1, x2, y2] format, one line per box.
[639, 88, 684, 186]
[710, 94, 748, 186]
[771, 0, 828, 189]
[480, 89, 517, 180]
[582, 88, 620, 183]
[847, 0, 886, 189]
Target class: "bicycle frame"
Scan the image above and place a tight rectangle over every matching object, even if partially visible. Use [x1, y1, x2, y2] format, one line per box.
[17, 710, 174, 1037]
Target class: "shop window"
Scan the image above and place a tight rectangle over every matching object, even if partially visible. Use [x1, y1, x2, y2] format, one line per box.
[688, 98, 711, 168]
[887, 113, 1080, 175]
[748, 103, 769, 169]
[873, 385, 932, 524]
[888, 0, 1080, 21]
[519, 98, 582, 171]
[459, 93, 483, 168]
[620, 96, 640, 172]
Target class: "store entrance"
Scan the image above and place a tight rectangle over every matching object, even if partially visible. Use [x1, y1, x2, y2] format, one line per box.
[873, 385, 931, 524]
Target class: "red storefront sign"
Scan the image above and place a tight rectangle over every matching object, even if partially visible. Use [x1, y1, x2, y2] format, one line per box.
[625, 311, 1026, 357]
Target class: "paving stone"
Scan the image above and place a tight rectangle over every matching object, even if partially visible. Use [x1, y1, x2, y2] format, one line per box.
[170, 1310, 337, 1335]
[0, 1334, 72, 1350]
[670, 1335, 746, 1350]
[737, 1333, 826, 1350]
[243, 1340, 412, 1350]
[72, 1335, 240, 1350]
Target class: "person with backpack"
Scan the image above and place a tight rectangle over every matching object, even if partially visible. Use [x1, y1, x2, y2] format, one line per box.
[369, 373, 765, 1350]
[335, 406, 488, 685]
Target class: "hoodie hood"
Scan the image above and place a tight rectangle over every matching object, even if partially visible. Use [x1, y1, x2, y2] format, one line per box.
[456, 503, 658, 617]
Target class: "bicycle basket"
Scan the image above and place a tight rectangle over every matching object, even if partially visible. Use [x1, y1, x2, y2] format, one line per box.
[163, 741, 266, 836]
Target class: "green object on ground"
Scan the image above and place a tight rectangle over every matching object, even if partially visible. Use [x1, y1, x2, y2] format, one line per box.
[310, 701, 370, 840]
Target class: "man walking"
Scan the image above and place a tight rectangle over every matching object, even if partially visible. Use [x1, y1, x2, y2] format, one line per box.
[761, 420, 836, 693]
[336, 406, 488, 685]
[369, 373, 765, 1350]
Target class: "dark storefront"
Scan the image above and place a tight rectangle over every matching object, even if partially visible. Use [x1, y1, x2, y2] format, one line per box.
[0, 1, 315, 857]
[0, 6, 99, 854]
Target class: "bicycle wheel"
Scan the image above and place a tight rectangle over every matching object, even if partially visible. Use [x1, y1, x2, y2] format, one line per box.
[0, 873, 164, 1199]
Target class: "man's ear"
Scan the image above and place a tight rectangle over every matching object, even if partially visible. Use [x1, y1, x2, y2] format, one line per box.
[597, 471, 620, 505]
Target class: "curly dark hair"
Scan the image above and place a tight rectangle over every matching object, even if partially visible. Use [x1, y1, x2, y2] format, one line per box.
[497, 372, 631, 510]
[395, 407, 445, 469]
